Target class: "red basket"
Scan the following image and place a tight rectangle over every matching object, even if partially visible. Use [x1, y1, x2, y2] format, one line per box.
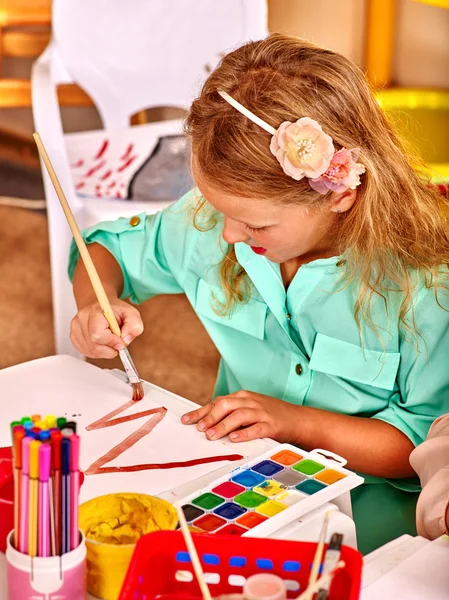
[119, 531, 362, 600]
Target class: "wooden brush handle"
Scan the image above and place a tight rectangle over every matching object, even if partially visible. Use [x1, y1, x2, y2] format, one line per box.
[33, 133, 122, 338]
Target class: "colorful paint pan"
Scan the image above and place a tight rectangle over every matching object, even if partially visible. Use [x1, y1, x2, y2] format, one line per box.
[236, 512, 268, 529]
[193, 514, 226, 532]
[275, 490, 307, 506]
[252, 460, 284, 477]
[256, 500, 288, 518]
[274, 469, 307, 487]
[271, 449, 303, 466]
[252, 479, 288, 498]
[212, 481, 245, 498]
[231, 470, 265, 488]
[214, 502, 247, 520]
[296, 480, 327, 495]
[218, 523, 247, 536]
[292, 459, 325, 476]
[234, 491, 267, 509]
[315, 469, 347, 485]
[192, 493, 224, 510]
[182, 504, 205, 522]
[179, 443, 364, 540]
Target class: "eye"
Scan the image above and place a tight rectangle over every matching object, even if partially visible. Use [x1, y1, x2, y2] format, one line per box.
[245, 224, 268, 234]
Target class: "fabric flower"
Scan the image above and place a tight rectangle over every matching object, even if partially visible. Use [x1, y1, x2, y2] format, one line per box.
[309, 148, 366, 194]
[269, 117, 335, 181]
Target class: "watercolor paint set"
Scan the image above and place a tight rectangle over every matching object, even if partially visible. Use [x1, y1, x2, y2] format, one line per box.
[179, 444, 364, 538]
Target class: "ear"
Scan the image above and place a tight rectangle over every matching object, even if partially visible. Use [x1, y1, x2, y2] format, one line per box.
[329, 188, 357, 214]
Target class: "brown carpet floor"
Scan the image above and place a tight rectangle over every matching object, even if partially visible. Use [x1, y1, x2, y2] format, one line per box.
[0, 205, 219, 405]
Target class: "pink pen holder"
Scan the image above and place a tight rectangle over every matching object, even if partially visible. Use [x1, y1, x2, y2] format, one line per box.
[6, 530, 87, 600]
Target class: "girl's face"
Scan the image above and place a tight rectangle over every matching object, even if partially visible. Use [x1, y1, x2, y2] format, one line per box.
[194, 172, 348, 265]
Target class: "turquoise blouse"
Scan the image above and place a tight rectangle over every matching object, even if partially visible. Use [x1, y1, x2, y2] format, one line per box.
[68, 190, 449, 451]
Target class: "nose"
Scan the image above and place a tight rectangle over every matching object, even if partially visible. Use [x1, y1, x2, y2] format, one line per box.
[222, 217, 249, 245]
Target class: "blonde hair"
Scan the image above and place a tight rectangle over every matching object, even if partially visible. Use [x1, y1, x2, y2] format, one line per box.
[185, 34, 449, 340]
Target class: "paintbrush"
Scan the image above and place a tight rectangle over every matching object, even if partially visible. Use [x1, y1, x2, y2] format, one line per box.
[296, 560, 346, 600]
[33, 132, 144, 401]
[305, 510, 332, 599]
[176, 505, 212, 600]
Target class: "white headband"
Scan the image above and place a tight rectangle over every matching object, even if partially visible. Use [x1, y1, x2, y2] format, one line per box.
[217, 90, 365, 194]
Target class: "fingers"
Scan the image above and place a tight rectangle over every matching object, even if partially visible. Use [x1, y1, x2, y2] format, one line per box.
[69, 301, 142, 359]
[229, 422, 267, 443]
[204, 408, 262, 440]
[181, 401, 216, 425]
[182, 397, 243, 429]
[70, 320, 118, 358]
[119, 305, 144, 345]
[88, 310, 123, 349]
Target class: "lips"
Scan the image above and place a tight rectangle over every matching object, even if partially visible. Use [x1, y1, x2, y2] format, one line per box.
[250, 246, 267, 255]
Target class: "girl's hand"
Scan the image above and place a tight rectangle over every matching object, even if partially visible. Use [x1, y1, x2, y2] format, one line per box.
[181, 391, 300, 443]
[70, 299, 144, 358]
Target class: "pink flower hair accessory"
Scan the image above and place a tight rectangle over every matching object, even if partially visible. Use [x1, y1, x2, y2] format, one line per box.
[309, 148, 366, 194]
[218, 90, 365, 194]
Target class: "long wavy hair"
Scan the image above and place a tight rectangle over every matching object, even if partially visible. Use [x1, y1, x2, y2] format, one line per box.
[185, 34, 449, 342]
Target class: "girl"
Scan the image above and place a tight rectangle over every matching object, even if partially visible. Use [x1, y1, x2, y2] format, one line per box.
[69, 35, 449, 552]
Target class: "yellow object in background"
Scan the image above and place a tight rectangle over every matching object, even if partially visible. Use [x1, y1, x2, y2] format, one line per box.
[376, 88, 449, 182]
[365, 0, 396, 87]
[79, 493, 177, 600]
[413, 0, 449, 9]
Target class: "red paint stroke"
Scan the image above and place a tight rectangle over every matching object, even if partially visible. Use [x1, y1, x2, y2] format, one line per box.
[117, 155, 137, 173]
[75, 182, 86, 190]
[87, 406, 164, 431]
[107, 181, 116, 189]
[71, 159, 84, 168]
[84, 160, 106, 178]
[90, 454, 244, 475]
[95, 140, 109, 160]
[87, 400, 136, 431]
[85, 407, 167, 476]
[120, 143, 134, 161]
[84, 399, 241, 478]
[100, 169, 112, 181]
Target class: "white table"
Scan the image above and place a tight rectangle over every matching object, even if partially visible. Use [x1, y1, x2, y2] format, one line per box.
[0, 362, 275, 600]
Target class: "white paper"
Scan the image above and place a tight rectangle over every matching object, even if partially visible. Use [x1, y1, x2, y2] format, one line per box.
[0, 356, 245, 502]
[361, 537, 449, 600]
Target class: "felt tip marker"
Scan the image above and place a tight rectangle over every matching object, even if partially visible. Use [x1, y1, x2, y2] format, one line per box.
[45, 414, 57, 429]
[70, 434, 80, 550]
[61, 438, 71, 554]
[28, 440, 41, 557]
[19, 437, 32, 554]
[38, 444, 51, 557]
[64, 421, 77, 434]
[12, 427, 25, 549]
[57, 417, 67, 430]
[51, 430, 62, 555]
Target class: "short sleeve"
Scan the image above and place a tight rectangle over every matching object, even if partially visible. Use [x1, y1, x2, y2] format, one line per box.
[68, 191, 200, 303]
[373, 277, 449, 446]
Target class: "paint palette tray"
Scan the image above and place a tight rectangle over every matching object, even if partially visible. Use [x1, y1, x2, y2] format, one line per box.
[179, 444, 364, 539]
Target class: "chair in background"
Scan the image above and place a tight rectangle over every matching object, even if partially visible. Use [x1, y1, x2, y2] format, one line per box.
[32, 0, 268, 357]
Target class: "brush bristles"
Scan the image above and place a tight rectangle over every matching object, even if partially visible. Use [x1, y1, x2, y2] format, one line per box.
[132, 381, 145, 401]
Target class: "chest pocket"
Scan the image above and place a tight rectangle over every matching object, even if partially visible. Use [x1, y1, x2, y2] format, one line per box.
[309, 333, 400, 391]
[195, 278, 267, 340]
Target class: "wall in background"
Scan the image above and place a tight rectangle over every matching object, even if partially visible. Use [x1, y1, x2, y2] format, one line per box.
[0, 0, 448, 136]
